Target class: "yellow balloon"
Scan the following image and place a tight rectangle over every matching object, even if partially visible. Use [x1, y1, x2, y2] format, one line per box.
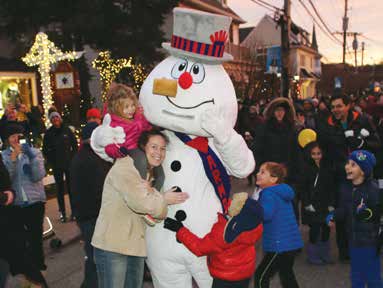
[298, 129, 317, 148]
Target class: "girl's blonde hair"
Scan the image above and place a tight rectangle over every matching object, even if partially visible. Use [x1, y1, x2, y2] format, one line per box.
[107, 83, 138, 118]
[261, 162, 287, 184]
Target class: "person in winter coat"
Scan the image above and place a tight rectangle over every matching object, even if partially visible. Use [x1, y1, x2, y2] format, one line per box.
[317, 93, 381, 262]
[103, 83, 151, 159]
[70, 122, 113, 288]
[326, 150, 382, 287]
[164, 192, 263, 288]
[43, 112, 78, 222]
[92, 129, 188, 288]
[0, 152, 14, 288]
[298, 141, 335, 265]
[2, 123, 48, 287]
[253, 97, 302, 221]
[253, 162, 303, 288]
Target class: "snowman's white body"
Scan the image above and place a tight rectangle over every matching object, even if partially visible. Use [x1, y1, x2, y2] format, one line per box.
[140, 56, 255, 288]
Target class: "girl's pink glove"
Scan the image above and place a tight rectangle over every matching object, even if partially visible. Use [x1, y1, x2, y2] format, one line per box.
[105, 143, 128, 159]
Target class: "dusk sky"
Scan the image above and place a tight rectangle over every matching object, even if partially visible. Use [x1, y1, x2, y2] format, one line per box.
[228, 0, 383, 65]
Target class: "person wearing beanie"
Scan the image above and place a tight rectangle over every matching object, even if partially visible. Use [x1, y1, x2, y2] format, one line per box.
[317, 93, 381, 263]
[1, 123, 48, 287]
[326, 150, 382, 287]
[70, 122, 112, 288]
[43, 110, 78, 222]
[86, 108, 101, 125]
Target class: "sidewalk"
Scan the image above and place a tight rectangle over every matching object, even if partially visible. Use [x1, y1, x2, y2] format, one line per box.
[6, 195, 82, 288]
[43, 195, 82, 254]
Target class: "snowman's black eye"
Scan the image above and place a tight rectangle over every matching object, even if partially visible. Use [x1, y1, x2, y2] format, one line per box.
[190, 63, 205, 84]
[179, 63, 186, 71]
[171, 59, 188, 79]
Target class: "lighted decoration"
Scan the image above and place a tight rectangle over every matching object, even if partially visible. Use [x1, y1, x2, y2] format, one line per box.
[22, 32, 83, 126]
[92, 51, 146, 101]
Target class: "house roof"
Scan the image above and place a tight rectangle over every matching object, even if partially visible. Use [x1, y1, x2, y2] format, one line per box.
[181, 0, 246, 24]
[239, 27, 254, 43]
[241, 14, 317, 52]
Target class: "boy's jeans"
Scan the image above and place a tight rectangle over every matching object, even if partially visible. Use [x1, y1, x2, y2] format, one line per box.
[94, 247, 145, 288]
[350, 246, 382, 288]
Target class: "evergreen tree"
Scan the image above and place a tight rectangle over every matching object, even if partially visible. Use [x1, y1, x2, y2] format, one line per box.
[0, 0, 179, 64]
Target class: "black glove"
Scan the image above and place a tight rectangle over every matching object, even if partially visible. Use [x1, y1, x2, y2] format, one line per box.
[119, 146, 129, 156]
[346, 136, 364, 149]
[164, 217, 183, 232]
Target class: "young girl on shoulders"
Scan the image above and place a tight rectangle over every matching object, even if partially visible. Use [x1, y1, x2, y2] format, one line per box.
[254, 162, 303, 288]
[105, 83, 151, 158]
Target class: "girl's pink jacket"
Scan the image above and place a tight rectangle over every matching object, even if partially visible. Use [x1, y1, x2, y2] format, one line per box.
[105, 110, 151, 159]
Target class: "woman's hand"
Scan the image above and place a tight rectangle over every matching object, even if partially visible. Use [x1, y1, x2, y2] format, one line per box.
[164, 187, 189, 205]
[141, 180, 154, 193]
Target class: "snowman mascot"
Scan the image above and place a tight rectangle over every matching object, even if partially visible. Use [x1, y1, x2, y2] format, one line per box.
[139, 8, 255, 288]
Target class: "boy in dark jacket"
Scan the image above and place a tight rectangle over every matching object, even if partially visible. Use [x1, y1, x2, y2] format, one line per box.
[327, 150, 382, 287]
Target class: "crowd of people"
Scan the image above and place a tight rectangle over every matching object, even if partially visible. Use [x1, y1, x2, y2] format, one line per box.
[236, 91, 383, 287]
[0, 86, 382, 288]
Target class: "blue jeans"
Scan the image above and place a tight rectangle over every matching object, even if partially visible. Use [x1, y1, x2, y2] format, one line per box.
[350, 246, 382, 288]
[93, 247, 144, 288]
[78, 219, 98, 288]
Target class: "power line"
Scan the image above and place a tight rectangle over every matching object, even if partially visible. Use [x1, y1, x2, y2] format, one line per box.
[307, 0, 336, 37]
[296, 0, 343, 46]
[248, 0, 278, 13]
[360, 35, 383, 46]
[256, 0, 281, 11]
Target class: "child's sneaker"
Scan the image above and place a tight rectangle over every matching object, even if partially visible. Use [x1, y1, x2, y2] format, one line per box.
[143, 214, 156, 226]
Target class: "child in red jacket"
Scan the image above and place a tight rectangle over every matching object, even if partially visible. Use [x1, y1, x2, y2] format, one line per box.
[164, 192, 263, 288]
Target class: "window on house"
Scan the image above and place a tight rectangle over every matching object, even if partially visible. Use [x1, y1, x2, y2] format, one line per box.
[300, 55, 306, 67]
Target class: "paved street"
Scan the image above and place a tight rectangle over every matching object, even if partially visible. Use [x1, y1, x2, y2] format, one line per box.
[5, 177, 377, 288]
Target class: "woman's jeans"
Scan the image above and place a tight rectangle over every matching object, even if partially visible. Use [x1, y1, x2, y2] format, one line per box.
[93, 247, 145, 288]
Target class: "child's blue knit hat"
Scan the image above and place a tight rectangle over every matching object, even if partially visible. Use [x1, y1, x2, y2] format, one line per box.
[349, 150, 376, 177]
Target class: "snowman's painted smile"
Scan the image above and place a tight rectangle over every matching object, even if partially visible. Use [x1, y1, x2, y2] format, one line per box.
[166, 96, 214, 109]
[162, 109, 195, 119]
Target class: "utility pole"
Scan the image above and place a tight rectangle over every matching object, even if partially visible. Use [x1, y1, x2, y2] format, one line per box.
[342, 0, 349, 66]
[352, 32, 358, 69]
[281, 0, 291, 98]
[361, 42, 365, 66]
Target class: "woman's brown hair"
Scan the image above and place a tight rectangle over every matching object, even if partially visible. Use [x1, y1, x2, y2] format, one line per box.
[107, 83, 138, 118]
[261, 162, 288, 184]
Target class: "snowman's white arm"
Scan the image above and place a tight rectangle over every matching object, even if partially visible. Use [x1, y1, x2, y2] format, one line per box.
[213, 130, 255, 178]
